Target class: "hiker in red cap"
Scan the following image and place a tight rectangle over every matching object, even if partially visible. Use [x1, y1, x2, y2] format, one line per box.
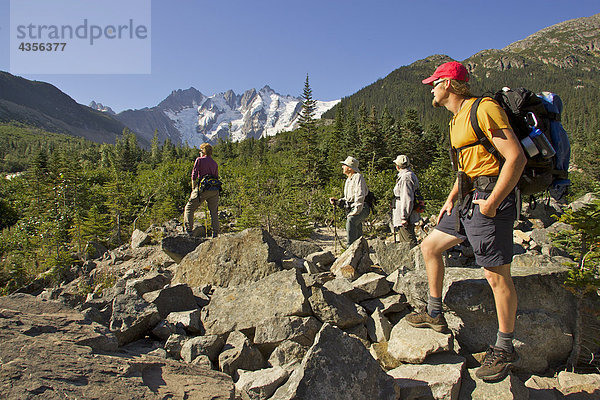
[406, 61, 526, 382]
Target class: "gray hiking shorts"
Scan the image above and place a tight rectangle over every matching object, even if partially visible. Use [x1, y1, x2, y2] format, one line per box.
[435, 190, 516, 268]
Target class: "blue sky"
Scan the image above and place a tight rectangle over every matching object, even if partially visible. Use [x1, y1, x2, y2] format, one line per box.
[1, 1, 598, 113]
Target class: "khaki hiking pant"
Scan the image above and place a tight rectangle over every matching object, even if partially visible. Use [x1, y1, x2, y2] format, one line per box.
[184, 189, 219, 237]
[395, 224, 418, 248]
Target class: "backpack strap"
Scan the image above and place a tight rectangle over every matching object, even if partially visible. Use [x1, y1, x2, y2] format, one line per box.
[459, 97, 501, 160]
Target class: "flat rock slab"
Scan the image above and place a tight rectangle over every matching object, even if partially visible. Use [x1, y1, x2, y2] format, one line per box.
[459, 368, 529, 400]
[388, 319, 453, 363]
[388, 353, 466, 400]
[0, 294, 234, 400]
[174, 228, 286, 287]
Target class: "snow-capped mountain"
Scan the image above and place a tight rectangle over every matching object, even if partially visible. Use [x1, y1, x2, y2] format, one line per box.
[104, 86, 339, 147]
[89, 101, 115, 115]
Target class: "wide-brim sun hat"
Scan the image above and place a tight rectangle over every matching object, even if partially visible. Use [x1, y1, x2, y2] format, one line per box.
[393, 154, 410, 168]
[422, 61, 469, 85]
[340, 156, 360, 173]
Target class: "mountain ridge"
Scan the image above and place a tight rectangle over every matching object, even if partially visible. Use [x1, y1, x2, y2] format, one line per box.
[102, 85, 339, 147]
[0, 71, 130, 145]
[322, 13, 600, 132]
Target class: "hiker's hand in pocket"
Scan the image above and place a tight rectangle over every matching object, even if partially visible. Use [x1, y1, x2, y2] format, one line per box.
[473, 198, 497, 218]
[437, 200, 454, 224]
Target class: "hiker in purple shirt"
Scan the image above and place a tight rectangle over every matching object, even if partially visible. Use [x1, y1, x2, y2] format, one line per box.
[184, 143, 220, 237]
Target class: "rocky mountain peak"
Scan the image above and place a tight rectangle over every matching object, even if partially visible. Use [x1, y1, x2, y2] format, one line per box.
[89, 101, 116, 115]
[240, 88, 258, 110]
[223, 89, 238, 109]
[499, 13, 600, 71]
[158, 87, 206, 112]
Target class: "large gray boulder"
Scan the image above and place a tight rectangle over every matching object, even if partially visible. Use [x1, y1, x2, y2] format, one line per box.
[370, 238, 415, 274]
[273, 236, 323, 259]
[350, 272, 391, 300]
[126, 271, 171, 295]
[131, 228, 151, 249]
[174, 228, 286, 287]
[110, 288, 162, 346]
[0, 294, 234, 400]
[308, 286, 367, 329]
[556, 371, 600, 397]
[180, 335, 225, 363]
[329, 237, 373, 279]
[165, 309, 203, 335]
[142, 283, 199, 319]
[268, 340, 310, 368]
[305, 250, 336, 272]
[201, 269, 311, 336]
[360, 293, 408, 315]
[253, 316, 321, 354]
[270, 324, 398, 400]
[236, 367, 290, 400]
[218, 331, 266, 378]
[161, 234, 204, 263]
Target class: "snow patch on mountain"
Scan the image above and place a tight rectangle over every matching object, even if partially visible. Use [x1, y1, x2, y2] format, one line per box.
[111, 86, 339, 147]
[163, 107, 200, 145]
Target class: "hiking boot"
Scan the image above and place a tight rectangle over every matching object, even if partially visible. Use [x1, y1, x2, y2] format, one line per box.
[475, 345, 520, 382]
[405, 310, 448, 332]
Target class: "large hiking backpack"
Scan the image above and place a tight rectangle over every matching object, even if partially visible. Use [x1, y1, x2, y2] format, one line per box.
[413, 188, 426, 213]
[469, 87, 571, 201]
[365, 191, 378, 208]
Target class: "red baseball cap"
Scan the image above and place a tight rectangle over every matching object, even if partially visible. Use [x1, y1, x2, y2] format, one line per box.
[422, 61, 469, 85]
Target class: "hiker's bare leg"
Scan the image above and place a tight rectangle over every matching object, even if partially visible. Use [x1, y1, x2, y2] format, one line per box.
[420, 229, 463, 297]
[484, 264, 517, 333]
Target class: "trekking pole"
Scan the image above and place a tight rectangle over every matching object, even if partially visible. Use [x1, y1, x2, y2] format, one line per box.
[204, 203, 209, 237]
[333, 203, 337, 254]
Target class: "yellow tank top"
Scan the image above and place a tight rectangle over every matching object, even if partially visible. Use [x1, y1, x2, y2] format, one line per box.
[449, 97, 511, 178]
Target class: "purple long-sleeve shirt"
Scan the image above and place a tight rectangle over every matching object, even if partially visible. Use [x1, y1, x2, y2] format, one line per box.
[191, 155, 219, 182]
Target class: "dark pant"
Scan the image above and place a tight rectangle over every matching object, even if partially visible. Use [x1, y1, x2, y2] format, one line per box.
[435, 190, 516, 267]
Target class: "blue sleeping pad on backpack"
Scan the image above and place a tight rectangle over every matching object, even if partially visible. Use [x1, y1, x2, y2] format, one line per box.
[538, 92, 571, 200]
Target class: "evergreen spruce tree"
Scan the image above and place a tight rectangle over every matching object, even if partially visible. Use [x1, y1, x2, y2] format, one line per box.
[360, 106, 387, 171]
[356, 103, 370, 168]
[399, 109, 425, 170]
[327, 106, 346, 168]
[296, 74, 325, 184]
[113, 129, 138, 173]
[343, 102, 358, 156]
[80, 204, 112, 244]
[380, 106, 397, 151]
[151, 130, 162, 166]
